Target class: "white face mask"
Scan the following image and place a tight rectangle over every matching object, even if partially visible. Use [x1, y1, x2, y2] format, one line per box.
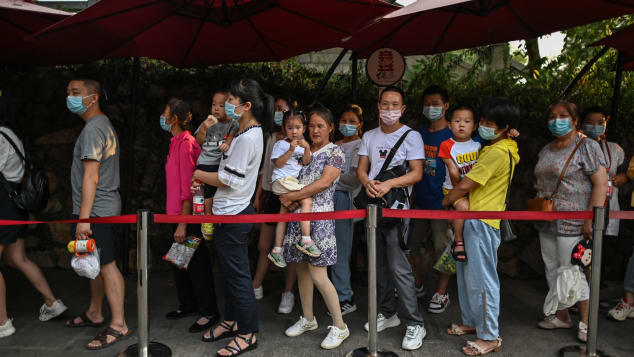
[379, 109, 401, 126]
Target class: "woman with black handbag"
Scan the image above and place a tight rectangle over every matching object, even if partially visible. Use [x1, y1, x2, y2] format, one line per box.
[0, 97, 67, 338]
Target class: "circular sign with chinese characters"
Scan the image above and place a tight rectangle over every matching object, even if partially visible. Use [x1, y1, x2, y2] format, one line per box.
[365, 48, 406, 87]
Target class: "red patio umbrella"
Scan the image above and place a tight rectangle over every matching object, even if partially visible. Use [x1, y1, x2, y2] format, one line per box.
[0, 0, 72, 64]
[29, 0, 397, 67]
[594, 23, 634, 71]
[342, 0, 634, 57]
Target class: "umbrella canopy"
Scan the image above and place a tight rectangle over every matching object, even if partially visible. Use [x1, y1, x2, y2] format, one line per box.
[0, 0, 72, 64]
[342, 0, 634, 57]
[29, 0, 396, 67]
[594, 23, 634, 71]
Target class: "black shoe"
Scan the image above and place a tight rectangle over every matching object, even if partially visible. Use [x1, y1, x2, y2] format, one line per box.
[326, 299, 357, 317]
[165, 309, 197, 320]
[189, 314, 220, 333]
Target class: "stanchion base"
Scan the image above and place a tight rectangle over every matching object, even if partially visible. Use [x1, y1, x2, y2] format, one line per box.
[119, 342, 172, 357]
[346, 347, 398, 357]
[558, 345, 611, 357]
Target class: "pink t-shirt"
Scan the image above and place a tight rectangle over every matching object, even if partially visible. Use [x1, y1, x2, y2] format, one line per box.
[165, 131, 201, 215]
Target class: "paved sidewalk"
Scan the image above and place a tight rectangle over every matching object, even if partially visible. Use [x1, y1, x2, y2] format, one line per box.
[0, 267, 633, 357]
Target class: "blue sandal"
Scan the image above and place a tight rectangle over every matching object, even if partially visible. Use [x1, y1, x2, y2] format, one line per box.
[216, 334, 258, 356]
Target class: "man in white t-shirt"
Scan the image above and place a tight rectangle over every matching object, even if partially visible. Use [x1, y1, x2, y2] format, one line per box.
[357, 86, 426, 351]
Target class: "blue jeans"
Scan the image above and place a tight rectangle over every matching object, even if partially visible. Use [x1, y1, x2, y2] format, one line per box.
[332, 190, 354, 302]
[457, 219, 501, 340]
[625, 247, 634, 294]
[214, 205, 259, 334]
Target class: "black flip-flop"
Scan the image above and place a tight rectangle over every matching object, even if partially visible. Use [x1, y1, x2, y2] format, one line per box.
[203, 321, 237, 342]
[216, 334, 258, 357]
[86, 326, 132, 350]
[65, 313, 105, 328]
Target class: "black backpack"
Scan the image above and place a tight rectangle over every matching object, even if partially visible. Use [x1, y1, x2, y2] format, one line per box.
[0, 130, 49, 213]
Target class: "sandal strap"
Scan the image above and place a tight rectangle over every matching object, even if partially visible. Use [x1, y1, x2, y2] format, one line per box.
[235, 333, 254, 344]
[467, 341, 487, 355]
[220, 321, 236, 331]
[454, 241, 465, 246]
[93, 327, 123, 346]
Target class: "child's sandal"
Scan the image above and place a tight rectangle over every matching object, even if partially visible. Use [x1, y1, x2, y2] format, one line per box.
[452, 241, 468, 262]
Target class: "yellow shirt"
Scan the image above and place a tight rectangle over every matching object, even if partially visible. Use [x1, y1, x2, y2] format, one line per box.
[466, 139, 520, 229]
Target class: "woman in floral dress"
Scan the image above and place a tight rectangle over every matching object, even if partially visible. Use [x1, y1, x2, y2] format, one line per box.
[279, 106, 350, 350]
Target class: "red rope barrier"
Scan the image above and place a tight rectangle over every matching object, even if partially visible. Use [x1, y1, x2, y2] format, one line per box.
[2, 209, 634, 226]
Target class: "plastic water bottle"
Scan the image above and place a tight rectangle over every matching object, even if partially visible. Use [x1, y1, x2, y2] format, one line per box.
[193, 180, 214, 240]
[193, 180, 205, 215]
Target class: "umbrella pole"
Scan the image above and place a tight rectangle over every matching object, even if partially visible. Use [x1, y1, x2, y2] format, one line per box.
[608, 51, 624, 141]
[560, 46, 609, 99]
[122, 57, 140, 276]
[351, 51, 358, 102]
[311, 48, 348, 106]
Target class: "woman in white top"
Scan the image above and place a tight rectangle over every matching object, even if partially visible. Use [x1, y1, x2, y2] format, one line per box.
[0, 97, 67, 338]
[252, 96, 297, 314]
[192, 78, 269, 356]
[331, 104, 363, 315]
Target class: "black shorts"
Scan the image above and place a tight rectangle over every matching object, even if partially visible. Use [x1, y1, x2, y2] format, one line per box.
[0, 182, 27, 245]
[71, 217, 117, 266]
[262, 190, 281, 226]
[197, 164, 219, 199]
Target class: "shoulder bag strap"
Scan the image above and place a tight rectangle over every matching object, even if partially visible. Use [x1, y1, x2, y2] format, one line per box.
[504, 150, 514, 208]
[377, 129, 413, 175]
[551, 135, 586, 199]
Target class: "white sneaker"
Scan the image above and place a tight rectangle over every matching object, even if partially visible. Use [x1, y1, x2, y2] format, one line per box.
[254, 286, 263, 300]
[278, 291, 295, 314]
[0, 319, 16, 338]
[39, 299, 68, 322]
[607, 299, 634, 321]
[285, 316, 318, 337]
[577, 321, 588, 342]
[428, 292, 450, 313]
[364, 313, 401, 332]
[402, 324, 426, 351]
[321, 324, 350, 349]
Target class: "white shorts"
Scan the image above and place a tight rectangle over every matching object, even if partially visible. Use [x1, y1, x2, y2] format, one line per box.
[272, 176, 305, 195]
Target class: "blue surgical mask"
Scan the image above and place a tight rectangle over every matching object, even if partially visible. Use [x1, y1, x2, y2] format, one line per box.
[160, 116, 171, 132]
[583, 124, 605, 139]
[478, 125, 500, 141]
[423, 106, 444, 121]
[225, 101, 243, 121]
[274, 111, 284, 126]
[338, 124, 358, 137]
[548, 117, 573, 137]
[66, 95, 94, 115]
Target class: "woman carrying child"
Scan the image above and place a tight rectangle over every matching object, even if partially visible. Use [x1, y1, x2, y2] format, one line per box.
[279, 106, 349, 349]
[443, 98, 520, 356]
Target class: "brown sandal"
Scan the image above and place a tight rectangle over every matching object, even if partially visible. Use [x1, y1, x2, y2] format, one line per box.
[447, 323, 476, 336]
[462, 338, 502, 356]
[65, 313, 105, 328]
[86, 326, 132, 350]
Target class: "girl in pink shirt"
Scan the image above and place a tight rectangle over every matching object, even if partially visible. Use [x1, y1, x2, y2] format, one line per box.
[162, 98, 219, 333]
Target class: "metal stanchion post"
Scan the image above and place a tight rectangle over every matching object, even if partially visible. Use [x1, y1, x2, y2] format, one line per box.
[559, 206, 611, 357]
[121, 210, 171, 357]
[347, 205, 397, 357]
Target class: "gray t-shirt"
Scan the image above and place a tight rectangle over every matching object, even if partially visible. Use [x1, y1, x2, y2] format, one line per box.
[600, 140, 625, 236]
[534, 133, 606, 236]
[71, 115, 121, 217]
[197, 119, 239, 166]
